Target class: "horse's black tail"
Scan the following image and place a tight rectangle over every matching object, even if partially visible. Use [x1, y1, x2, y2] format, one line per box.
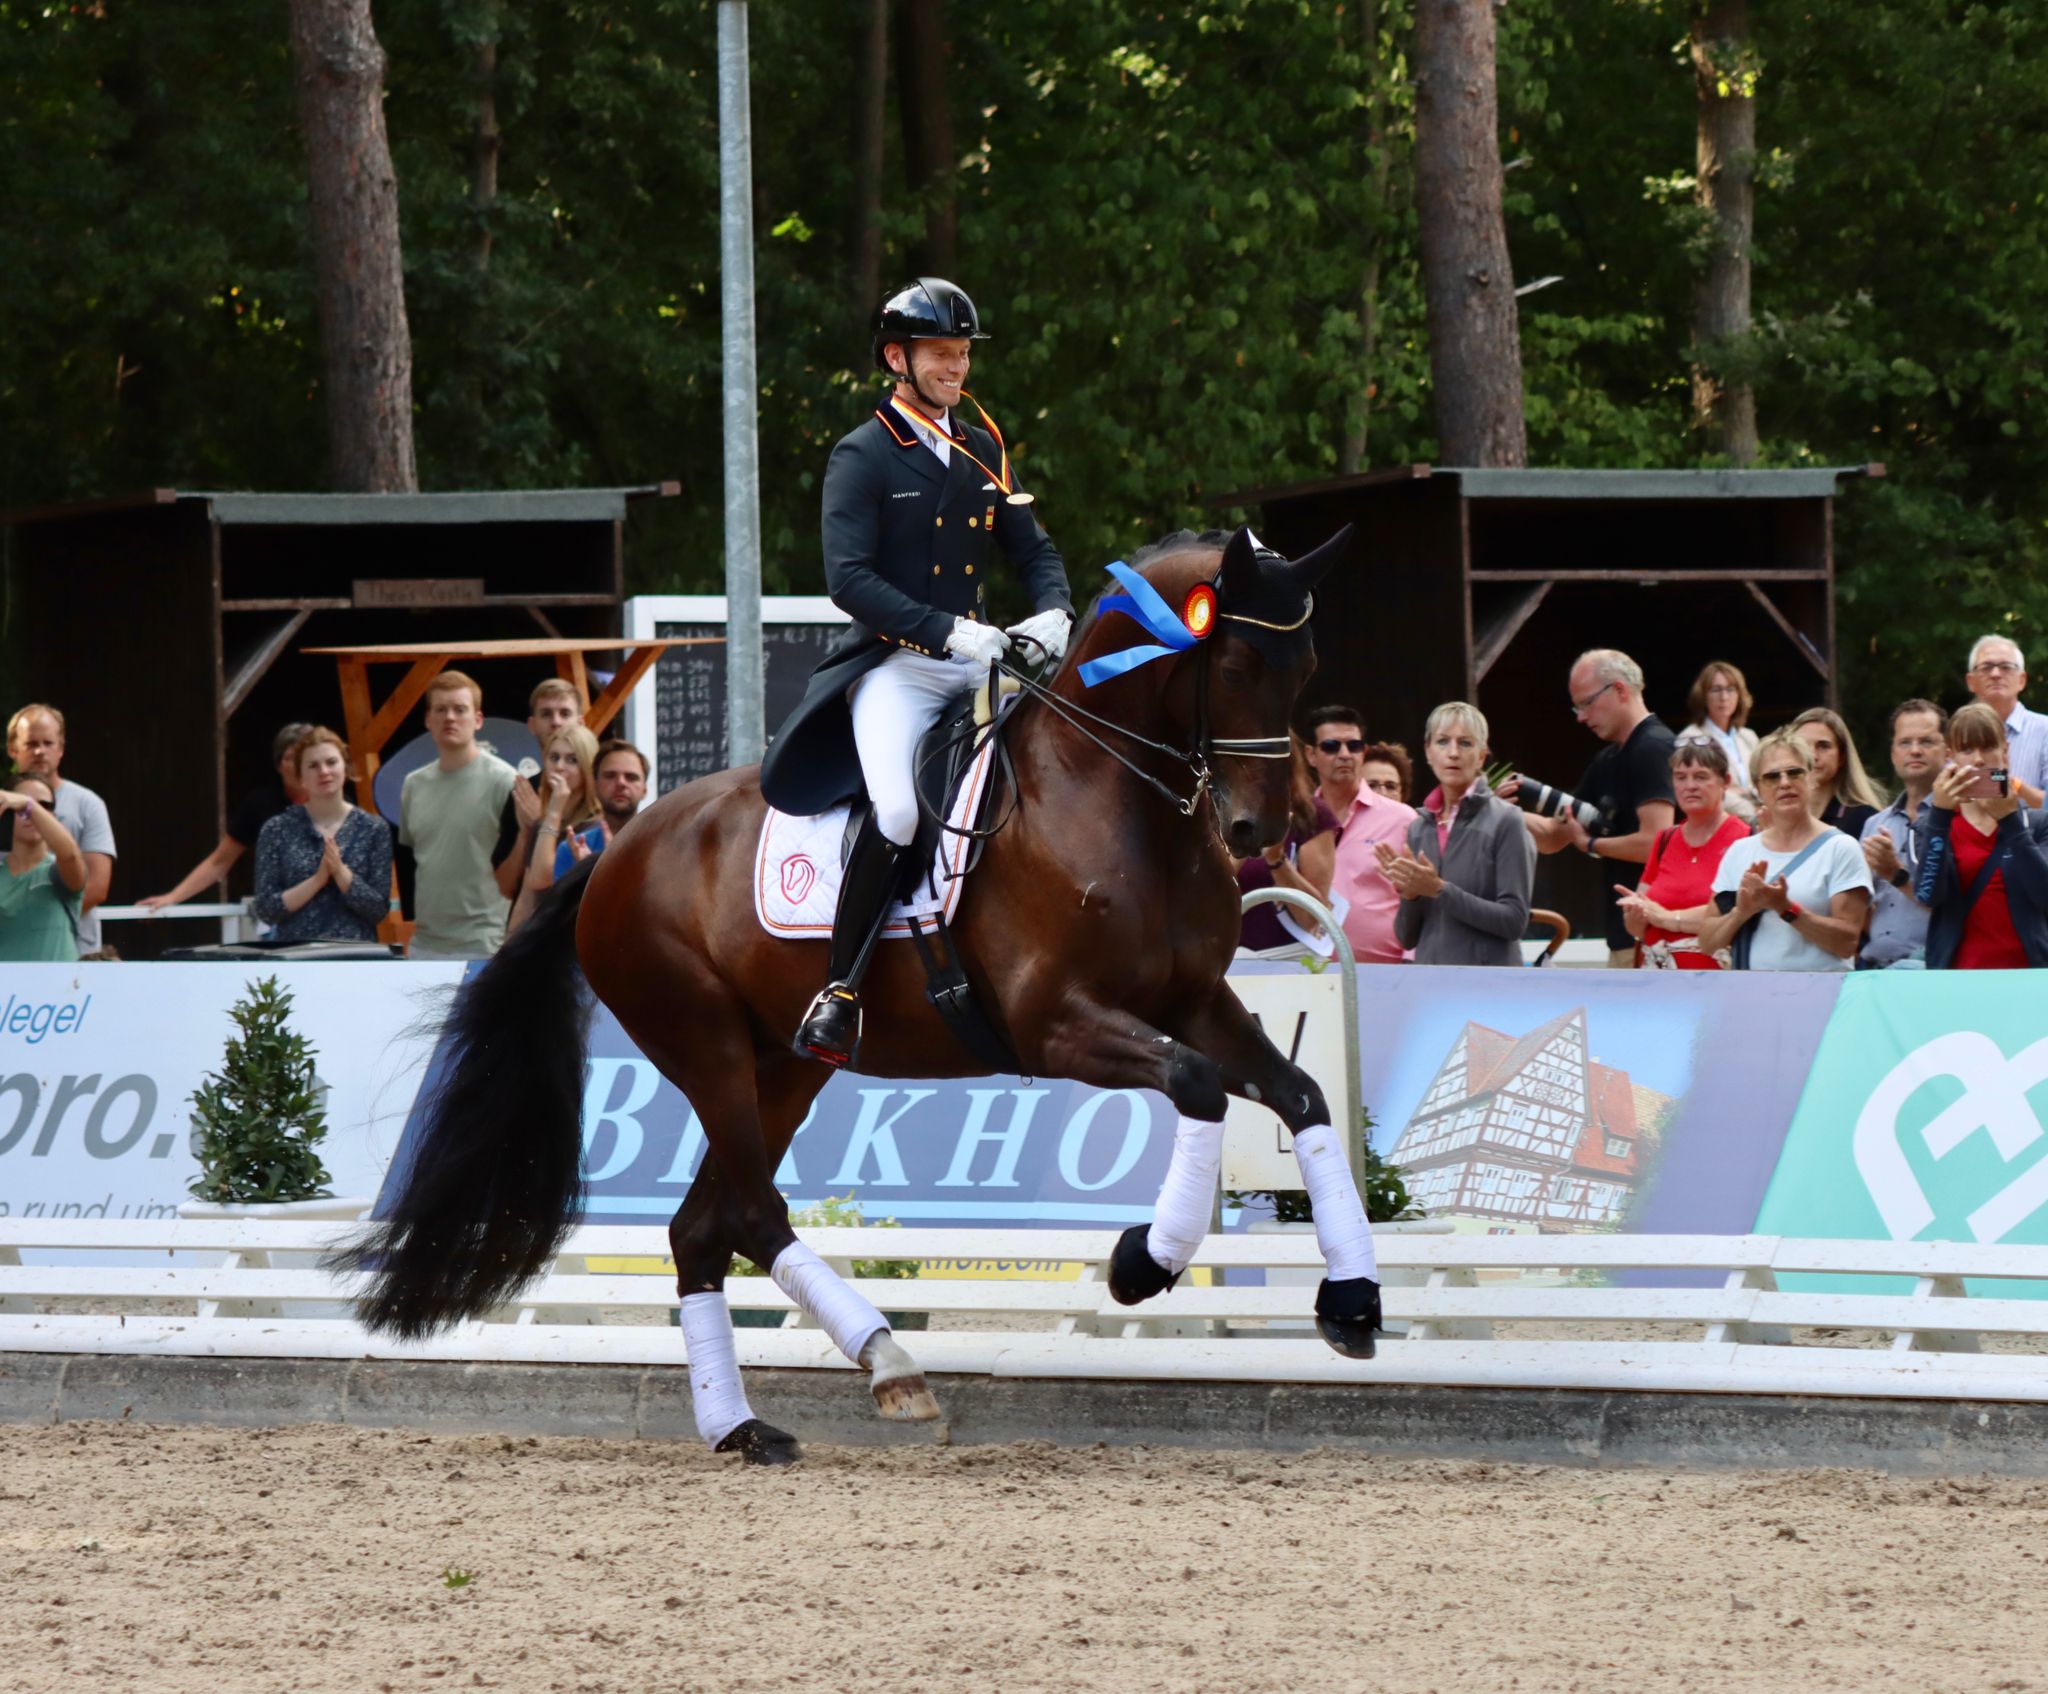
[330, 859, 598, 1339]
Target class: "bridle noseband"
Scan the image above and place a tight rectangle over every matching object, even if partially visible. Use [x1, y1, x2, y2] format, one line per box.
[995, 591, 1310, 824]
[915, 567, 1311, 848]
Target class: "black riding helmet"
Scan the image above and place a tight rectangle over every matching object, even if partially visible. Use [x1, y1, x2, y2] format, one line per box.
[870, 277, 989, 375]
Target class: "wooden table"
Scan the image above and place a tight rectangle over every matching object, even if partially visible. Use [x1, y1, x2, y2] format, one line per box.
[303, 635, 721, 799]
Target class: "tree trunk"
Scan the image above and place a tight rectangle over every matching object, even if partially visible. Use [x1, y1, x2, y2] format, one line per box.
[1690, 0, 1758, 465]
[287, 0, 418, 493]
[895, 0, 956, 277]
[1412, 0, 1527, 468]
[1342, 0, 1397, 476]
[849, 0, 890, 329]
[472, 22, 499, 275]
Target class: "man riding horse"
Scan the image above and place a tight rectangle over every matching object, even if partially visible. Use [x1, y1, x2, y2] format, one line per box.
[340, 282, 1383, 1466]
[761, 277, 1075, 1068]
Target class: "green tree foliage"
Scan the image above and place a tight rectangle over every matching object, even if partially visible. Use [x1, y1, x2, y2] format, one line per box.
[187, 975, 333, 1205]
[5, 0, 2047, 742]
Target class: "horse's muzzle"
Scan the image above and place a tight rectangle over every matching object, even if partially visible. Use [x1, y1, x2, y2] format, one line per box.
[1223, 815, 1267, 859]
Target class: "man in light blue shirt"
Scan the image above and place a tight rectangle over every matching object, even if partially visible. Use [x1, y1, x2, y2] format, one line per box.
[1859, 699, 1945, 967]
[1967, 635, 2048, 807]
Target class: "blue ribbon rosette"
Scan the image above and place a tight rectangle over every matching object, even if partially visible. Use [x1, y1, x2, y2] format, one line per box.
[1077, 561, 1205, 688]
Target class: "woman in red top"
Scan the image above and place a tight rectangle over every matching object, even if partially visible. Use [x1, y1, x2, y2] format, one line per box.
[1613, 740, 1752, 969]
[1914, 702, 2048, 969]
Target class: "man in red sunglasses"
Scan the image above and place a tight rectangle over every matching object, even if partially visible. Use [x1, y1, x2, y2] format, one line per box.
[1306, 705, 1416, 965]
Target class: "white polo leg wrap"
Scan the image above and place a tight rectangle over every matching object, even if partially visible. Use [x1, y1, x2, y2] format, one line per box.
[770, 1241, 889, 1365]
[678, 1291, 755, 1448]
[1146, 1114, 1225, 1273]
[1291, 1123, 1379, 1282]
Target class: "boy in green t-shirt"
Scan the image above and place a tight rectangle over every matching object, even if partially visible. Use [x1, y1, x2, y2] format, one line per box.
[396, 672, 517, 959]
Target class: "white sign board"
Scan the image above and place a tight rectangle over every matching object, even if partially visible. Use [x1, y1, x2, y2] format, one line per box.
[0, 963, 462, 1221]
[1219, 968, 1358, 1192]
[622, 594, 848, 795]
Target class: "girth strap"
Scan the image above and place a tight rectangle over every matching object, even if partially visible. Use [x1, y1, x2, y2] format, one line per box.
[904, 913, 1021, 1074]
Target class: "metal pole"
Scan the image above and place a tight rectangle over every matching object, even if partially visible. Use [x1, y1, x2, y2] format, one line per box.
[717, 0, 764, 766]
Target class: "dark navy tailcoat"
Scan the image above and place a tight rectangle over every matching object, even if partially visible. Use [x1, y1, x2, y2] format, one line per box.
[759, 404, 1071, 818]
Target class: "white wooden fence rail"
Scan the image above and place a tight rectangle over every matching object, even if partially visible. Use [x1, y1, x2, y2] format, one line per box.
[4, 1220, 2047, 1404]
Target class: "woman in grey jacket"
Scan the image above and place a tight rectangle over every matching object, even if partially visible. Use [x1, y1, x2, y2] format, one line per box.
[1377, 701, 1536, 966]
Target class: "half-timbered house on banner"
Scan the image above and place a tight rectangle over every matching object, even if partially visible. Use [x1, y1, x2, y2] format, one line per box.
[1388, 1008, 1671, 1229]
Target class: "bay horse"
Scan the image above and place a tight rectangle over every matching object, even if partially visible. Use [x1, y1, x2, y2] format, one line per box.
[339, 524, 1380, 1464]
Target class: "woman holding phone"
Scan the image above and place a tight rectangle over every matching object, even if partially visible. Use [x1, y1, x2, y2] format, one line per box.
[0, 776, 88, 962]
[1912, 702, 2048, 969]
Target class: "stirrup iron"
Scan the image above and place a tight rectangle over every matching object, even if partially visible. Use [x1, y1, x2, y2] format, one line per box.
[796, 984, 863, 1068]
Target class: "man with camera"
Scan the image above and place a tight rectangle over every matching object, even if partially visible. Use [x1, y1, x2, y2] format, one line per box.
[1501, 649, 1676, 968]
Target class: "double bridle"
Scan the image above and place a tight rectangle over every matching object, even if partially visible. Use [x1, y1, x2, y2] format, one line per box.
[993, 596, 1307, 822]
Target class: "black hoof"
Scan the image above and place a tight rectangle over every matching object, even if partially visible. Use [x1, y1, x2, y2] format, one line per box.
[1108, 1222, 1179, 1307]
[1314, 1276, 1382, 1361]
[714, 1418, 803, 1466]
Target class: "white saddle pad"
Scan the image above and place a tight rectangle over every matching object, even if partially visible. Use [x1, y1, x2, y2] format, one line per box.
[754, 730, 1000, 939]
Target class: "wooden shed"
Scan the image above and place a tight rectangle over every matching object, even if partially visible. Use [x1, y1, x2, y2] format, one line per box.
[0, 485, 674, 955]
[1217, 464, 1880, 935]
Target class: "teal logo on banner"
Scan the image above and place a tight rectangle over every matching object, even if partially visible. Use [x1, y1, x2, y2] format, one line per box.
[1758, 974, 2048, 1256]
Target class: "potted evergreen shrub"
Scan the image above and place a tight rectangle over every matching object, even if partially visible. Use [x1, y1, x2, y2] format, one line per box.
[179, 975, 368, 1223]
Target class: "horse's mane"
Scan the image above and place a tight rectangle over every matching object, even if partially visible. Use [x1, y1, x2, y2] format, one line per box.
[1126, 528, 1230, 573]
[1072, 529, 1226, 626]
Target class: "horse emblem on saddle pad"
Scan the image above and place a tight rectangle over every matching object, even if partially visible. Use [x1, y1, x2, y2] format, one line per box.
[778, 854, 818, 906]
[753, 711, 1005, 939]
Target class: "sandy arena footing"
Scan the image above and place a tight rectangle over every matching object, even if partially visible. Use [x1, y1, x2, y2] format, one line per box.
[5, 1413, 2048, 1694]
[6, 1353, 2048, 1476]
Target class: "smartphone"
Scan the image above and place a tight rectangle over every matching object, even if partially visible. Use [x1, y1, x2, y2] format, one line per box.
[1965, 767, 2011, 801]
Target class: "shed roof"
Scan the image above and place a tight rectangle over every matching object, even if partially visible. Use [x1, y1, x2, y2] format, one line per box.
[1, 484, 679, 527]
[1209, 463, 1882, 510]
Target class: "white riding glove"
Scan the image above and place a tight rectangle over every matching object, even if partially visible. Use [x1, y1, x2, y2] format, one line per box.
[944, 618, 1011, 666]
[1005, 608, 1072, 661]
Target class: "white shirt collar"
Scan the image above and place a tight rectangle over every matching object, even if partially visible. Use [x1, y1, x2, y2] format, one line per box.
[890, 397, 952, 464]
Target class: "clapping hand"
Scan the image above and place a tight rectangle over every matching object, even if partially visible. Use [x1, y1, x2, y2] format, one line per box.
[319, 833, 348, 888]
[566, 829, 594, 863]
[511, 776, 544, 830]
[1863, 830, 1901, 883]
[1737, 860, 1791, 917]
[1732, 859, 1772, 917]
[1374, 840, 1443, 898]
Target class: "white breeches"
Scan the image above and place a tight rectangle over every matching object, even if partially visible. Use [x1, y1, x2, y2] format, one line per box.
[849, 648, 976, 846]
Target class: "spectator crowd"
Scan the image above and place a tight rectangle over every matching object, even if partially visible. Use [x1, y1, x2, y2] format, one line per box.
[6, 634, 2045, 975]
[0, 676, 649, 964]
[1239, 633, 2048, 972]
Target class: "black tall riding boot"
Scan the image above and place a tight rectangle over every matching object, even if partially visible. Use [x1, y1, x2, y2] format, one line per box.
[793, 817, 908, 1067]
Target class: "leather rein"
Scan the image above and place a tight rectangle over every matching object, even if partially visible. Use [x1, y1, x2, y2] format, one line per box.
[915, 599, 1306, 848]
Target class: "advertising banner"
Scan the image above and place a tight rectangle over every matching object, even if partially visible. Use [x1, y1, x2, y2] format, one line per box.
[0, 964, 460, 1220]
[1757, 973, 2048, 1289]
[9, 961, 2048, 1277]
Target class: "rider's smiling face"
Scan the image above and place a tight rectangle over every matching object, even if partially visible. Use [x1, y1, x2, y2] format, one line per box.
[891, 337, 971, 411]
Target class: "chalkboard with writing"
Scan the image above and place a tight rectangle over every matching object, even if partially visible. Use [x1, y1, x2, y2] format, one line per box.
[651, 617, 848, 795]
